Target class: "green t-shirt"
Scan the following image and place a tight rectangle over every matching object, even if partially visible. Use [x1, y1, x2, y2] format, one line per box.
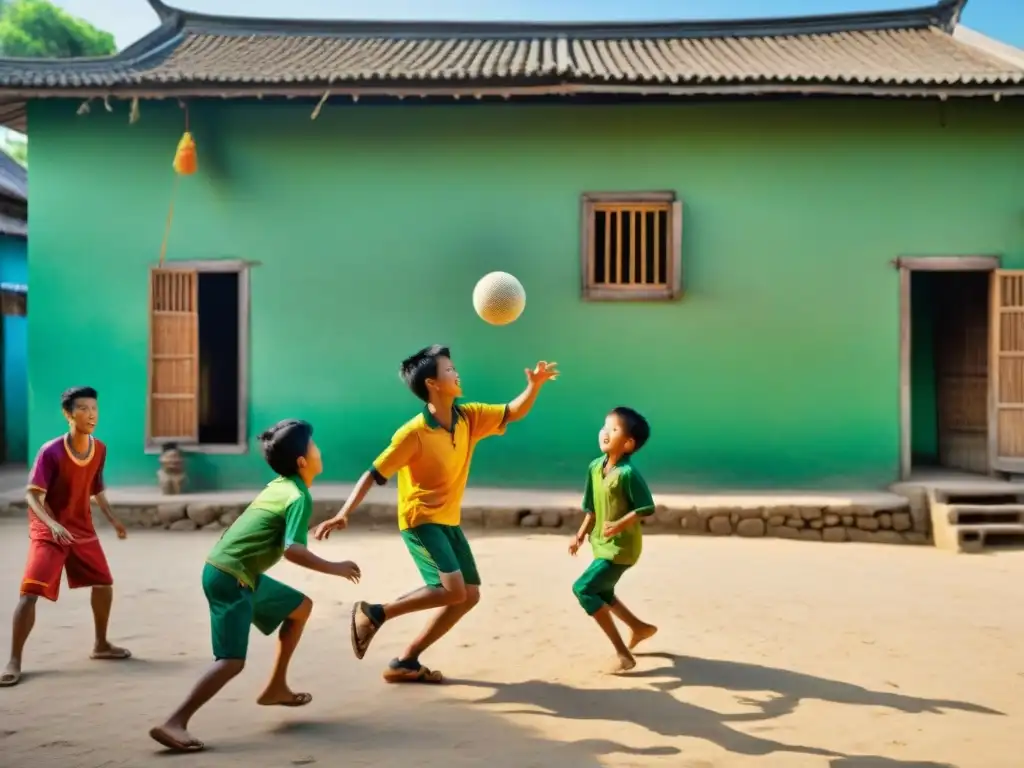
[582, 455, 655, 566]
[206, 476, 312, 588]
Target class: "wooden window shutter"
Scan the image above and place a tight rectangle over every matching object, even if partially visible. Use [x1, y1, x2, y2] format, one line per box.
[147, 268, 199, 443]
[989, 269, 1024, 473]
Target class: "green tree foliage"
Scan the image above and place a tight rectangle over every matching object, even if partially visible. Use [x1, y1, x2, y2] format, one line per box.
[3, 134, 26, 166]
[0, 0, 116, 58]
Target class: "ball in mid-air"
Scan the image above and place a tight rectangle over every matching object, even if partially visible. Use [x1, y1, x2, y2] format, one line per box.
[473, 271, 526, 326]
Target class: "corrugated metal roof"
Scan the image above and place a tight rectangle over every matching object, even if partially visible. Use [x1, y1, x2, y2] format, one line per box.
[0, 0, 1020, 133]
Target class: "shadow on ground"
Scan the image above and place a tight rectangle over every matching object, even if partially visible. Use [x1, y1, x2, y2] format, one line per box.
[633, 652, 1002, 718]
[448, 651, 1000, 765]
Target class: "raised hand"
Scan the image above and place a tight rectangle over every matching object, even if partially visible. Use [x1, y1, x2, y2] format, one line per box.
[526, 361, 559, 386]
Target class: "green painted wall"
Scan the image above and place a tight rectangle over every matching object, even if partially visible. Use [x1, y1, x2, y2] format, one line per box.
[26, 98, 1024, 490]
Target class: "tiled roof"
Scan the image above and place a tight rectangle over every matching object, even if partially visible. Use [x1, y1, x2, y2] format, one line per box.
[91, 24, 1024, 89]
[0, 0, 1020, 132]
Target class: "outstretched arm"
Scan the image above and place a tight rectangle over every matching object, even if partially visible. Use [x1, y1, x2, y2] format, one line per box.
[286, 498, 360, 580]
[284, 543, 359, 580]
[506, 361, 559, 423]
[314, 429, 419, 539]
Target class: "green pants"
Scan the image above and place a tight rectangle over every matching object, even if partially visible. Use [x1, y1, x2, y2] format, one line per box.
[573, 558, 631, 615]
[401, 524, 481, 587]
[202, 562, 306, 660]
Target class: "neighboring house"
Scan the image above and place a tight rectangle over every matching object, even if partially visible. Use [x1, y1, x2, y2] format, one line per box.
[0, 149, 26, 464]
[0, 0, 1020, 490]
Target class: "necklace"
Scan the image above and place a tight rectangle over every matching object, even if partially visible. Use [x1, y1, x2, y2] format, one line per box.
[66, 434, 92, 461]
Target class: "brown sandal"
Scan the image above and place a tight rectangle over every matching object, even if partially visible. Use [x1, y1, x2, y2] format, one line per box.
[350, 601, 380, 660]
[383, 659, 444, 684]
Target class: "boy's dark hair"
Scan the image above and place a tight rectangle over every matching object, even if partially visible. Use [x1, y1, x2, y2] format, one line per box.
[258, 419, 313, 477]
[400, 344, 451, 402]
[61, 386, 97, 413]
[611, 406, 651, 453]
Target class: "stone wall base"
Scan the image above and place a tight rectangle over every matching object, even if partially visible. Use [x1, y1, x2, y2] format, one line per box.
[0, 499, 930, 546]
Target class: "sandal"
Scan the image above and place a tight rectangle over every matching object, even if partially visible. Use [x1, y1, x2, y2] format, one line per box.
[149, 726, 205, 753]
[350, 602, 381, 660]
[91, 646, 132, 661]
[383, 658, 444, 684]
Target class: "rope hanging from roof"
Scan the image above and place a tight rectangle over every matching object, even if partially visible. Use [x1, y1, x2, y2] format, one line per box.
[158, 102, 197, 267]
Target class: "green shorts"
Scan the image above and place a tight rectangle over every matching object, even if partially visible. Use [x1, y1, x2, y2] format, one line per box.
[202, 562, 306, 660]
[572, 558, 631, 615]
[400, 523, 481, 588]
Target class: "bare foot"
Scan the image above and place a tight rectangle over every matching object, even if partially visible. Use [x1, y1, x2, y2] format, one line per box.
[610, 652, 636, 674]
[149, 723, 205, 753]
[0, 659, 21, 687]
[628, 623, 658, 650]
[91, 643, 132, 660]
[257, 688, 313, 707]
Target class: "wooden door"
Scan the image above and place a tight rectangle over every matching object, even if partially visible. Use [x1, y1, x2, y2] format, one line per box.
[935, 273, 990, 473]
[147, 268, 199, 443]
[989, 270, 1024, 473]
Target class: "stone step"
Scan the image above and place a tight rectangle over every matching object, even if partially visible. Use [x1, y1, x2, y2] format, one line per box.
[947, 504, 1024, 525]
[932, 487, 1024, 504]
[952, 522, 1024, 554]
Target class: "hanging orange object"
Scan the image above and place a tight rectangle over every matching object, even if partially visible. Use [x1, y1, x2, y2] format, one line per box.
[173, 131, 197, 175]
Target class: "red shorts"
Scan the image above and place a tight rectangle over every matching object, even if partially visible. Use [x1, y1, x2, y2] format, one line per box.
[21, 537, 113, 602]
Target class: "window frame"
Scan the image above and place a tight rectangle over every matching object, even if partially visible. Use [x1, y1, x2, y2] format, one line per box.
[144, 259, 251, 455]
[579, 191, 683, 302]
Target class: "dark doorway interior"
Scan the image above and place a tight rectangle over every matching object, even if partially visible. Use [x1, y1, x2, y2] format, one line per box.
[910, 270, 990, 473]
[197, 272, 240, 445]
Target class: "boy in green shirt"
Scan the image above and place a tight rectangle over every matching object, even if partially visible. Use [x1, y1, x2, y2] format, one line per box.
[149, 420, 361, 754]
[569, 406, 659, 673]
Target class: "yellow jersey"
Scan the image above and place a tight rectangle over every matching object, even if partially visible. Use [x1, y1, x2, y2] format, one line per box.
[372, 402, 507, 529]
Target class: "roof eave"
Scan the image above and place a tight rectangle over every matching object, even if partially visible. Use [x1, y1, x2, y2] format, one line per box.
[141, 0, 966, 42]
[4, 72, 1022, 134]
[3, 77, 1022, 100]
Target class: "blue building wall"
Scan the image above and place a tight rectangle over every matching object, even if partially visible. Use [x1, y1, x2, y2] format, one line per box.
[0, 233, 27, 462]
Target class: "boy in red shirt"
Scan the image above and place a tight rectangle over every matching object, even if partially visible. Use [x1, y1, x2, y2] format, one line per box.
[0, 386, 130, 688]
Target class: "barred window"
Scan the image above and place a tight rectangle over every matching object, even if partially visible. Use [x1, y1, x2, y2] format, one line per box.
[580, 192, 683, 301]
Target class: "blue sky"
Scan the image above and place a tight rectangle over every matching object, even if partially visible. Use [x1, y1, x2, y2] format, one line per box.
[52, 0, 1024, 50]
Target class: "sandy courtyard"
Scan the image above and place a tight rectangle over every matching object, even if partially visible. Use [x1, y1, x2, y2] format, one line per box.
[0, 521, 1021, 768]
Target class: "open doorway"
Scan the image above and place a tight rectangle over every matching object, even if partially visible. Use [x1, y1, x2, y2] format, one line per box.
[909, 269, 990, 474]
[197, 271, 240, 445]
[147, 263, 248, 451]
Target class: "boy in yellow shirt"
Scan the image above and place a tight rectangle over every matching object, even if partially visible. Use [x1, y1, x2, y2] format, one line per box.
[315, 344, 557, 683]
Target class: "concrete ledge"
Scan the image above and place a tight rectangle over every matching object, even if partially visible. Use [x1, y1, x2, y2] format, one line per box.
[0, 484, 926, 546]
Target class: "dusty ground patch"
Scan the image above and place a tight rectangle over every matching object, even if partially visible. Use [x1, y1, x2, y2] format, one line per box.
[0, 522, 1020, 767]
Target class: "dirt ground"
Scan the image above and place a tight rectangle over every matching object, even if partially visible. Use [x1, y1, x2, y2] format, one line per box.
[0, 521, 1021, 768]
